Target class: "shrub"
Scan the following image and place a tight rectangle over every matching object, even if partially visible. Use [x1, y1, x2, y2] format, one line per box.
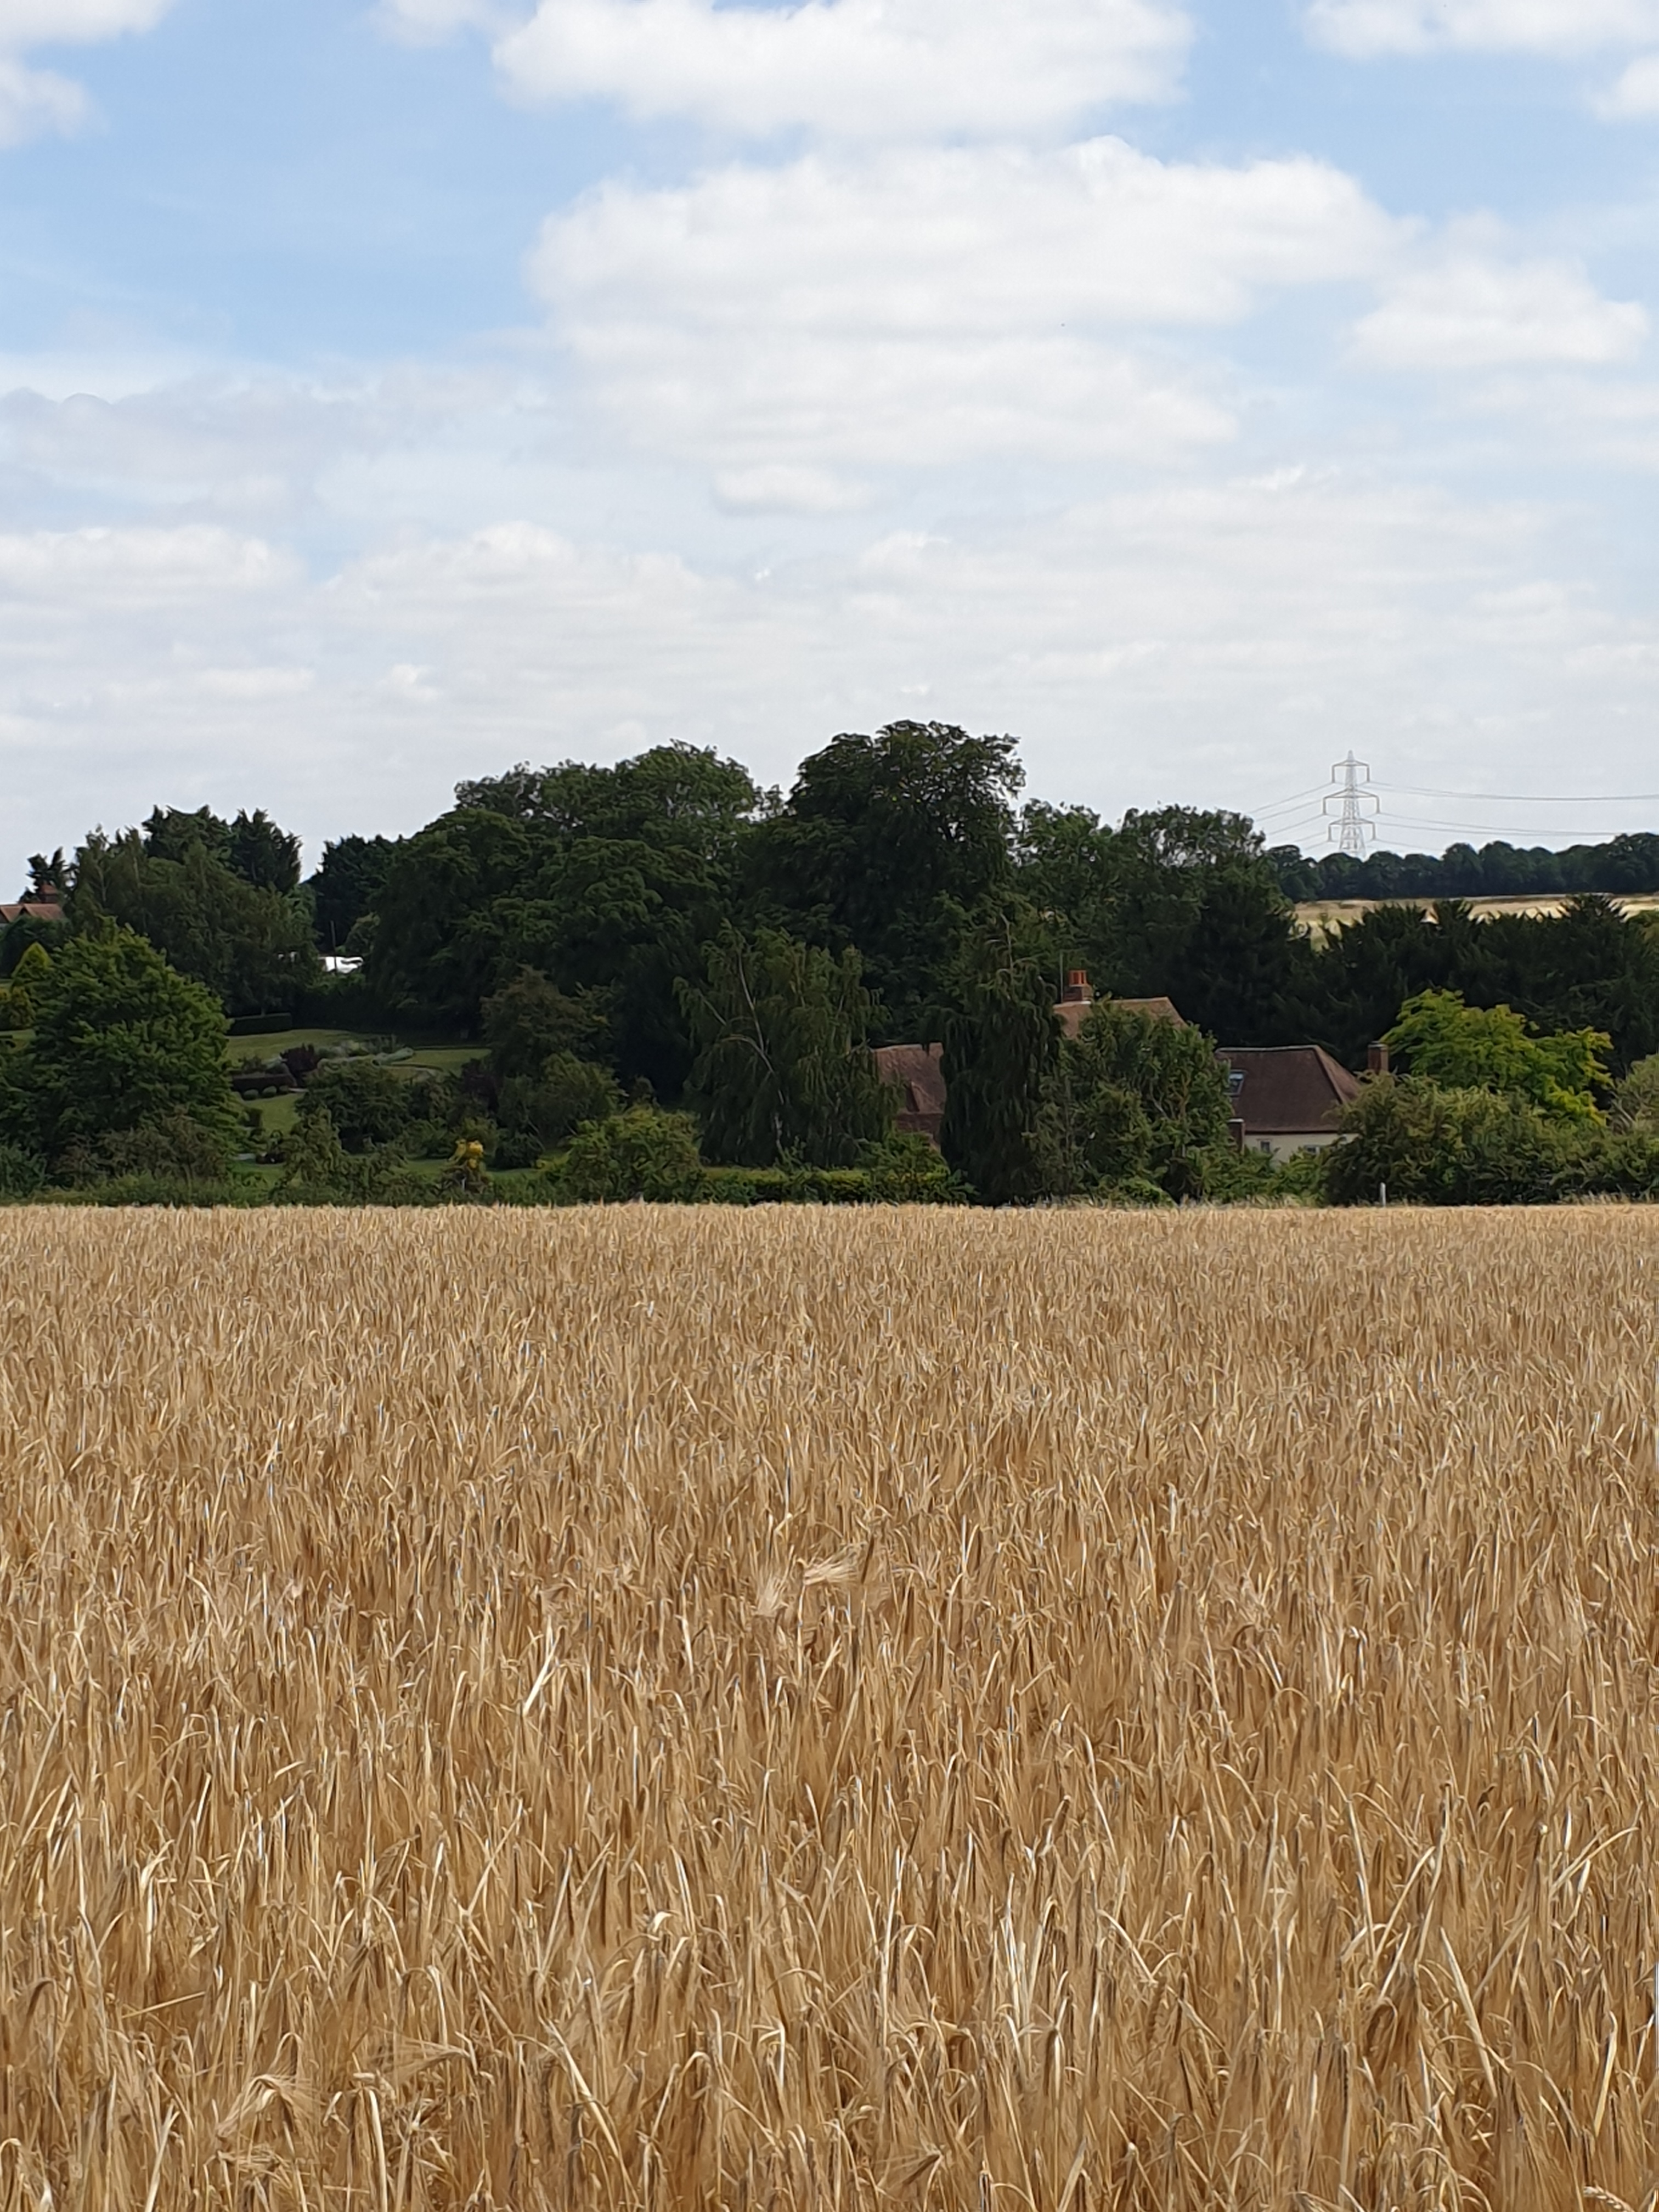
[0, 1142, 46, 1199]
[1325, 1077, 1577, 1206]
[500, 1052, 622, 1150]
[63, 1109, 238, 1188]
[1611, 1052, 1659, 1133]
[5, 943, 51, 1028]
[1092, 1176, 1177, 1208]
[491, 1130, 545, 1170]
[297, 1058, 410, 1150]
[856, 1133, 963, 1203]
[278, 1107, 349, 1195]
[557, 1107, 704, 1203]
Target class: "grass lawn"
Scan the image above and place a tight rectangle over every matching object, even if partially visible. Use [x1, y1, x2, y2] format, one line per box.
[229, 1027, 481, 1147]
[225, 1028, 477, 1073]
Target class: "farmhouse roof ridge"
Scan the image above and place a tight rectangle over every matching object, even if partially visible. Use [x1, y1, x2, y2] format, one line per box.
[1213, 1042, 1360, 1136]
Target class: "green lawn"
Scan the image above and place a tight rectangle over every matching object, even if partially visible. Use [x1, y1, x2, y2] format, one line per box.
[228, 1028, 481, 1149]
[225, 1027, 476, 1073]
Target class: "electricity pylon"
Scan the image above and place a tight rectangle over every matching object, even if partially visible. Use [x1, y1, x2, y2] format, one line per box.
[1324, 752, 1379, 859]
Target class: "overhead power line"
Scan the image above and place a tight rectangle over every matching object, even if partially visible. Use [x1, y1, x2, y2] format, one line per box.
[1385, 784, 1659, 805]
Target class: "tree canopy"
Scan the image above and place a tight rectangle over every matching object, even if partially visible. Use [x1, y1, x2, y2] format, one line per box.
[0, 925, 239, 1165]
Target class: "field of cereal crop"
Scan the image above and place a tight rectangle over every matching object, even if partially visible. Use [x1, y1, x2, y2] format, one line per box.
[2, 1206, 1658, 2209]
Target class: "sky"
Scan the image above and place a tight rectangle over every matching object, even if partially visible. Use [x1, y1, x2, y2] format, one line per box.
[6, 0, 1659, 876]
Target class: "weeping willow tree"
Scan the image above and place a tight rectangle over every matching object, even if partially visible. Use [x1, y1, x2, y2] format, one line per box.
[679, 926, 894, 1167]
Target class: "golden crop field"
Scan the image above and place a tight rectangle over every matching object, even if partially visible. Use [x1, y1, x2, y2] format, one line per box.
[2, 1206, 1658, 2211]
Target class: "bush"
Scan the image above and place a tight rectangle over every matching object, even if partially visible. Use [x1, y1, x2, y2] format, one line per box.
[0, 1141, 46, 1199]
[296, 1058, 411, 1150]
[60, 1108, 238, 1189]
[856, 1132, 963, 1203]
[500, 1052, 623, 1150]
[491, 1130, 545, 1170]
[556, 1107, 704, 1203]
[1092, 1176, 1177, 1208]
[1325, 1077, 1578, 1206]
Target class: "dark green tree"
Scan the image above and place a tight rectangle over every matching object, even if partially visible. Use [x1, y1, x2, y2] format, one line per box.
[0, 926, 240, 1165]
[1051, 1002, 1231, 1198]
[74, 828, 320, 1016]
[365, 809, 532, 1025]
[227, 808, 302, 894]
[939, 902, 1061, 1204]
[749, 723, 1021, 1035]
[307, 834, 397, 951]
[482, 968, 608, 1080]
[679, 926, 894, 1167]
[143, 804, 232, 868]
[1325, 1079, 1578, 1206]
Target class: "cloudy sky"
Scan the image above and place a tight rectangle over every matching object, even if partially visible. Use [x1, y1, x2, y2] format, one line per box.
[5, 0, 1659, 876]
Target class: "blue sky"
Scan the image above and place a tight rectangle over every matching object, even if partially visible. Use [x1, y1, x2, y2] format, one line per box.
[6, 0, 1659, 876]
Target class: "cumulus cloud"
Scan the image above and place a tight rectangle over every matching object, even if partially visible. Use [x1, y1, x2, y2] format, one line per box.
[0, 0, 178, 146]
[493, 0, 1190, 142]
[375, 0, 520, 42]
[1596, 51, 1659, 109]
[532, 140, 1398, 472]
[9, 476, 1659, 879]
[1352, 253, 1646, 369]
[0, 57, 86, 144]
[1306, 0, 1659, 57]
[0, 0, 176, 41]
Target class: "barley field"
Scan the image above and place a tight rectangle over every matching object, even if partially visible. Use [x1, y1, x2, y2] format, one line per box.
[1, 1207, 1657, 2210]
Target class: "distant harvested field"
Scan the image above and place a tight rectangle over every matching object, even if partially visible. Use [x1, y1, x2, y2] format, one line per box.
[1294, 891, 1659, 943]
[3, 1208, 1659, 2210]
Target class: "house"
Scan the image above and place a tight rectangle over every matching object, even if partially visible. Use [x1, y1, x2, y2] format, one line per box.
[876, 974, 1186, 1146]
[873, 1041, 947, 1144]
[0, 886, 64, 928]
[1054, 969, 1185, 1039]
[1214, 1045, 1363, 1161]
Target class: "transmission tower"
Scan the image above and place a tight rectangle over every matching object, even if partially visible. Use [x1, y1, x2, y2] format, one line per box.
[1324, 752, 1379, 859]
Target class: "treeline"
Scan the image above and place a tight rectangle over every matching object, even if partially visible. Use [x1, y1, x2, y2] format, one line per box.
[9, 721, 1659, 1090]
[1271, 833, 1659, 903]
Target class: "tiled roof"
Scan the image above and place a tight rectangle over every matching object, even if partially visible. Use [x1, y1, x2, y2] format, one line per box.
[1215, 1045, 1359, 1135]
[1054, 993, 1186, 1040]
[873, 1042, 947, 1143]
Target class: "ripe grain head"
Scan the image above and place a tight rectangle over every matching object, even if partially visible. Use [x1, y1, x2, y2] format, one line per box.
[0, 1206, 1654, 2208]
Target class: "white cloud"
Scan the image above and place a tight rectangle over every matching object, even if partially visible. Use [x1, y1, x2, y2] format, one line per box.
[532, 140, 1398, 471]
[714, 465, 871, 514]
[1596, 50, 1659, 109]
[0, 0, 176, 42]
[0, 56, 86, 144]
[1307, 0, 1659, 57]
[494, 0, 1190, 142]
[1352, 253, 1646, 368]
[9, 477, 1659, 882]
[375, 0, 517, 43]
[0, 0, 178, 147]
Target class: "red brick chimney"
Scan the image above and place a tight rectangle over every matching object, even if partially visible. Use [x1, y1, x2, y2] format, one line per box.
[1367, 1041, 1389, 1075]
[1060, 969, 1092, 1006]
